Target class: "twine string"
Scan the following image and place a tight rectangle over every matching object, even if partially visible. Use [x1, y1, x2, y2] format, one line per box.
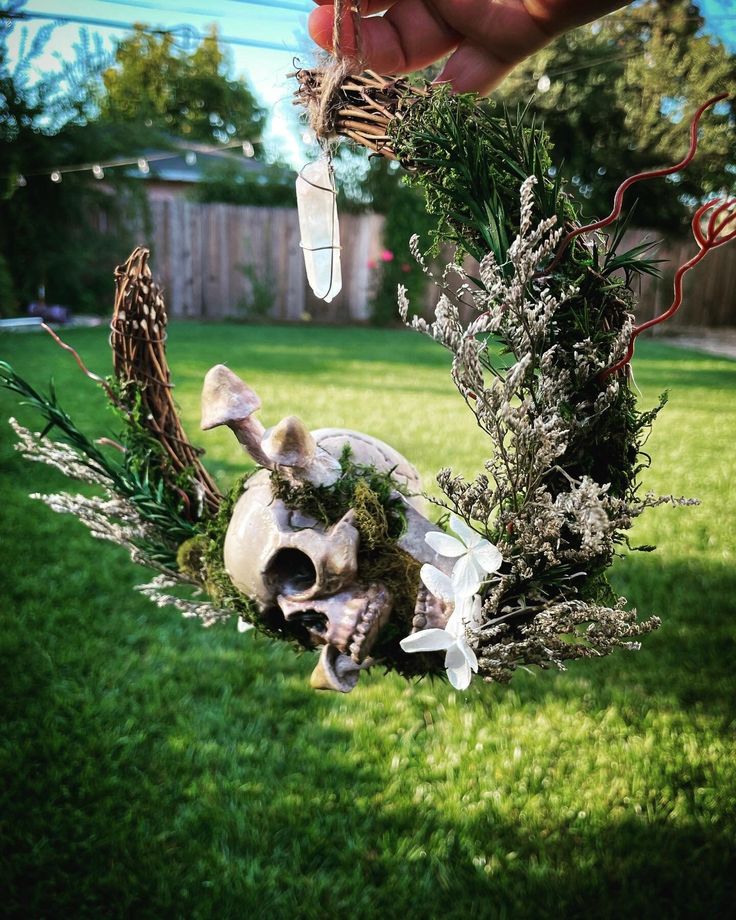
[310, 0, 364, 138]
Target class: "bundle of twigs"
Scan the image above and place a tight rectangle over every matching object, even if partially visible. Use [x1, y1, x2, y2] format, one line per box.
[110, 247, 220, 518]
[294, 68, 422, 158]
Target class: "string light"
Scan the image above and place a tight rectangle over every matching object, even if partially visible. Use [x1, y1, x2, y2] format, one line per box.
[7, 138, 259, 187]
[537, 74, 551, 93]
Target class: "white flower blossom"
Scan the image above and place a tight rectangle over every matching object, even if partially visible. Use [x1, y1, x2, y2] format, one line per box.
[425, 513, 502, 597]
[399, 518, 502, 689]
[400, 589, 483, 690]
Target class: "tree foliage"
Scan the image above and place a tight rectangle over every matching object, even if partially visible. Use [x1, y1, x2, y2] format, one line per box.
[495, 0, 735, 231]
[0, 10, 270, 313]
[364, 157, 439, 326]
[100, 25, 265, 146]
[191, 159, 297, 208]
[0, 10, 145, 313]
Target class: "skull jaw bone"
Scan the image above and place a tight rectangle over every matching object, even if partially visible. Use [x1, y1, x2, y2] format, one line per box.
[279, 584, 392, 692]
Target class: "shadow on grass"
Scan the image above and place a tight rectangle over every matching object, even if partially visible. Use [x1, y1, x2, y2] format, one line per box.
[2, 497, 734, 920]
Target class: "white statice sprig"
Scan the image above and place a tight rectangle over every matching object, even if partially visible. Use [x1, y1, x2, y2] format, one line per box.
[137, 574, 235, 629]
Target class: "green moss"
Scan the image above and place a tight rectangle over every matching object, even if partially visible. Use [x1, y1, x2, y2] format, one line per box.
[176, 535, 210, 580]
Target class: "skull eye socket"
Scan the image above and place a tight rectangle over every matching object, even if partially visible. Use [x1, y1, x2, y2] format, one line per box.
[266, 548, 317, 595]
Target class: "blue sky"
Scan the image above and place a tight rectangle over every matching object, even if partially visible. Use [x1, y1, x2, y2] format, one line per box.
[7, 0, 736, 163]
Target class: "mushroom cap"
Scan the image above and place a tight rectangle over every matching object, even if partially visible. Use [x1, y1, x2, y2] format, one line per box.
[201, 364, 261, 431]
[261, 415, 315, 467]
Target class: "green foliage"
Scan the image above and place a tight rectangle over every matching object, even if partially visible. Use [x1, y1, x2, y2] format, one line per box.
[0, 11, 147, 312]
[191, 159, 296, 207]
[390, 87, 568, 264]
[237, 263, 276, 321]
[0, 360, 197, 568]
[0, 252, 17, 316]
[495, 0, 735, 231]
[364, 158, 436, 326]
[100, 24, 265, 147]
[2, 325, 736, 918]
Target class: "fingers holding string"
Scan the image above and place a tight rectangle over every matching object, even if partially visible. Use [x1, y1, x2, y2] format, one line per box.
[311, 0, 397, 12]
[308, 0, 461, 75]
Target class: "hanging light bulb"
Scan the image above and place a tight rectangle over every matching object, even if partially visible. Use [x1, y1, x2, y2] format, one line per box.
[92, 164, 104, 179]
[50, 170, 62, 183]
[16, 174, 27, 188]
[137, 157, 150, 174]
[537, 74, 551, 93]
[242, 140, 255, 158]
[296, 158, 342, 303]
[185, 151, 197, 166]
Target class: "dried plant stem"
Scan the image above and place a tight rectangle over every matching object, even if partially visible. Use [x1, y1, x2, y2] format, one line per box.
[110, 247, 220, 517]
[294, 68, 420, 155]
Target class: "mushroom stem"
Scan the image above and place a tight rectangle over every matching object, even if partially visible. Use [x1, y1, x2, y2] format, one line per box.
[200, 364, 273, 468]
[230, 417, 272, 468]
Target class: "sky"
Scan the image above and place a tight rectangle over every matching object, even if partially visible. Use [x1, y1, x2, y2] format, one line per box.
[6, 0, 736, 165]
[7, 0, 318, 162]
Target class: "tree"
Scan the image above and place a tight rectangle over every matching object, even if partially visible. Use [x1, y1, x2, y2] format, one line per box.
[361, 157, 436, 325]
[495, 0, 735, 230]
[0, 9, 146, 313]
[100, 25, 265, 147]
[0, 11, 268, 314]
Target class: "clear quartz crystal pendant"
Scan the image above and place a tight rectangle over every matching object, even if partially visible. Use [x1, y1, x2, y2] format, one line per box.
[296, 158, 342, 303]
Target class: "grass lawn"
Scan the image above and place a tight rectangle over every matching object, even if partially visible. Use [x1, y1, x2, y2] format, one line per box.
[1, 323, 735, 919]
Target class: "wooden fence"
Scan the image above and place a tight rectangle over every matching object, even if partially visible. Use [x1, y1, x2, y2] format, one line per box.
[144, 196, 735, 327]
[147, 196, 384, 323]
[614, 228, 736, 329]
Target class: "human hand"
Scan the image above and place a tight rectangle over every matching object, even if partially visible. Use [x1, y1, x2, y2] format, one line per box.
[309, 0, 629, 95]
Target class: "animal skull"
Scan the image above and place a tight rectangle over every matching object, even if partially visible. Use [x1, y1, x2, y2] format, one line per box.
[201, 365, 452, 692]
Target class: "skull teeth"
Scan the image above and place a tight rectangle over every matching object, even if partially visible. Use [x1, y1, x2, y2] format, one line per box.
[348, 587, 387, 662]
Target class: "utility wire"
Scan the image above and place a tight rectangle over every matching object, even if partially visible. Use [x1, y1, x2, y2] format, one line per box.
[95, 0, 312, 17]
[12, 10, 303, 53]
[224, 0, 312, 9]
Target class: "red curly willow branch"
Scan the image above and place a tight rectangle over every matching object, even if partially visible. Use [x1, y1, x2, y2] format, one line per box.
[542, 92, 729, 277]
[600, 196, 736, 380]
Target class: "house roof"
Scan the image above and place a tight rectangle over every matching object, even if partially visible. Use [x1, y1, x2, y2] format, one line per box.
[136, 141, 274, 184]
